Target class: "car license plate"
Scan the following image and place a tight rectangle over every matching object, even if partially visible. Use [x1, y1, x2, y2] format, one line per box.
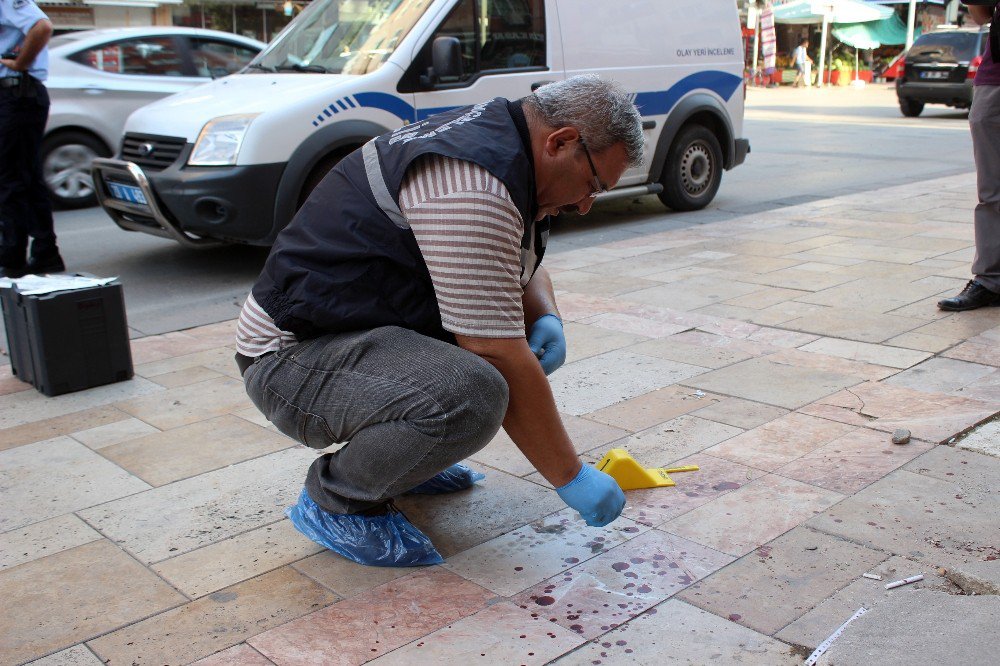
[105, 181, 148, 205]
[920, 70, 948, 79]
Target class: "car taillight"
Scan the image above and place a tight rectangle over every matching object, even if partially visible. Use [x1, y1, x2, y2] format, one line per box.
[968, 55, 983, 79]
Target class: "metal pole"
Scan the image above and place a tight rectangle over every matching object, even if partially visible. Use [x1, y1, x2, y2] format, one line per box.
[200, 2, 205, 28]
[232, 3, 237, 34]
[262, 8, 268, 42]
[906, 0, 917, 50]
[818, 13, 829, 87]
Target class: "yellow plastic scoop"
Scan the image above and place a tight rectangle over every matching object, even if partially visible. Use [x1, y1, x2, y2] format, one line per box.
[595, 448, 699, 490]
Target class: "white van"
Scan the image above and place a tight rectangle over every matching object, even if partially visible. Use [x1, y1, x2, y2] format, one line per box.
[92, 0, 749, 247]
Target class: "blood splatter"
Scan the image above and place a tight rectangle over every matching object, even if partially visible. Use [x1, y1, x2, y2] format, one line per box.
[637, 584, 652, 594]
[535, 596, 556, 606]
[729, 613, 742, 621]
[611, 562, 630, 572]
[713, 481, 740, 491]
[514, 566, 523, 571]
[565, 557, 580, 564]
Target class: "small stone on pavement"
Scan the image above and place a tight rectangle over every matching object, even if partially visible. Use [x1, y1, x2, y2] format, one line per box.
[892, 429, 911, 445]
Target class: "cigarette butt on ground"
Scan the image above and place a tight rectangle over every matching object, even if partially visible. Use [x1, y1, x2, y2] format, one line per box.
[862, 573, 882, 580]
[885, 574, 924, 590]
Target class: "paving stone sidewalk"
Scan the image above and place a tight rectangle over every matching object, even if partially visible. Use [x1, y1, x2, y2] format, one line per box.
[2, 173, 999, 665]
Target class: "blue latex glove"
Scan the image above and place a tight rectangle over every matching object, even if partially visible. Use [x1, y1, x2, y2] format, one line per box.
[527, 314, 566, 375]
[555, 464, 626, 527]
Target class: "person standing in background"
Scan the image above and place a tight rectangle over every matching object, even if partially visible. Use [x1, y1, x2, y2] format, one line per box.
[0, 0, 64, 278]
[791, 37, 813, 88]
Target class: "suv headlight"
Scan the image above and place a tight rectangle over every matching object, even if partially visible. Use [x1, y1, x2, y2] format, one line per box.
[188, 114, 258, 166]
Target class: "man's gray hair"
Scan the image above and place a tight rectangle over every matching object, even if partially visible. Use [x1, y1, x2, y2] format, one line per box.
[525, 74, 644, 168]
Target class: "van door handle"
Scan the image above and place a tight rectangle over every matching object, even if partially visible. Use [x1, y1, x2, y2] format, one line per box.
[531, 80, 554, 91]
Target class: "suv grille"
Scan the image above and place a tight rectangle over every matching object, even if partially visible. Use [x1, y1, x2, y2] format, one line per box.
[120, 134, 186, 171]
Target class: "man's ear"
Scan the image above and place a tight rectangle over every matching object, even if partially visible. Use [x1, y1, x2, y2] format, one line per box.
[544, 126, 581, 157]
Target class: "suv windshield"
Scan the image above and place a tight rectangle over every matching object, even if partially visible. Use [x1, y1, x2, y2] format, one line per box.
[909, 32, 981, 62]
[250, 0, 429, 75]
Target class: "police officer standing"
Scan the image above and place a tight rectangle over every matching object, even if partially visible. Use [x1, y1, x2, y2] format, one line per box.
[0, 0, 64, 278]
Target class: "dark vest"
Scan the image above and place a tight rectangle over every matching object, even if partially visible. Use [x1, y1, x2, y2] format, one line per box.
[253, 98, 548, 342]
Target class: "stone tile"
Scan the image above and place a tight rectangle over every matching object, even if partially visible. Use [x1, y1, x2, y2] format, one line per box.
[676, 526, 885, 636]
[443, 508, 648, 596]
[25, 645, 105, 666]
[550, 350, 707, 416]
[665, 474, 844, 557]
[956, 419, 1000, 458]
[0, 514, 101, 570]
[620, 278, 764, 312]
[88, 566, 338, 666]
[735, 267, 859, 292]
[798, 337, 932, 370]
[807, 242, 935, 264]
[472, 418, 629, 477]
[0, 364, 32, 396]
[114, 377, 254, 430]
[78, 447, 315, 564]
[775, 555, 952, 649]
[807, 466, 1000, 569]
[190, 644, 275, 666]
[902, 310, 1000, 347]
[580, 311, 690, 339]
[551, 292, 628, 322]
[767, 348, 897, 382]
[511, 529, 733, 639]
[775, 428, 935, 495]
[886, 357, 998, 396]
[134, 346, 242, 382]
[247, 569, 493, 666]
[152, 520, 322, 599]
[0, 376, 162, 430]
[620, 453, 765, 527]
[903, 444, 1000, 502]
[705, 413, 858, 472]
[551, 599, 802, 665]
[148, 365, 226, 388]
[0, 405, 130, 452]
[884, 330, 955, 353]
[291, 551, 412, 599]
[368, 601, 583, 665]
[942, 341, 1000, 367]
[584, 386, 724, 432]
[593, 414, 743, 463]
[723, 286, 809, 310]
[562, 322, 648, 364]
[799, 381, 1000, 444]
[0, 436, 150, 532]
[552, 269, 662, 297]
[69, 417, 159, 450]
[394, 469, 564, 558]
[689, 397, 789, 430]
[684, 357, 862, 409]
[796, 276, 957, 314]
[626, 332, 756, 369]
[782, 308, 926, 344]
[0, 540, 184, 664]
[99, 415, 296, 487]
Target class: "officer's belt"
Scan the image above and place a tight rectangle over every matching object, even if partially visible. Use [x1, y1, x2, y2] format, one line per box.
[0, 77, 23, 88]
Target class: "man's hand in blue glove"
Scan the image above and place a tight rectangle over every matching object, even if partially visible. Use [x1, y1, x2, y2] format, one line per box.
[527, 314, 566, 375]
[555, 464, 626, 527]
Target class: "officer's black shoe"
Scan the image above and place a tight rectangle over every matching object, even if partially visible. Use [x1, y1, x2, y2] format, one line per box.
[25, 254, 65, 275]
[937, 280, 1000, 311]
[0, 264, 27, 279]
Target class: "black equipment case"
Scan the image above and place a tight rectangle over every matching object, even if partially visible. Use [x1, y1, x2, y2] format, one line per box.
[0, 281, 133, 396]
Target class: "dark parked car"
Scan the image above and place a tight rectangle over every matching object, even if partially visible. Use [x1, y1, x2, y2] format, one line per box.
[895, 26, 988, 117]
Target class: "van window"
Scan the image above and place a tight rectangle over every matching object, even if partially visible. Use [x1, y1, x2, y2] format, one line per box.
[402, 0, 545, 90]
[249, 0, 429, 75]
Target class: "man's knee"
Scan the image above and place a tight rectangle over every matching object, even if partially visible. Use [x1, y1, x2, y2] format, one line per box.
[446, 355, 509, 448]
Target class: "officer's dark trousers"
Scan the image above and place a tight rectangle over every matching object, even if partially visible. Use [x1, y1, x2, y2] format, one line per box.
[0, 79, 57, 271]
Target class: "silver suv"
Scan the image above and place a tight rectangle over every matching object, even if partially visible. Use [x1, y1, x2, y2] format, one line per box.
[44, 27, 264, 208]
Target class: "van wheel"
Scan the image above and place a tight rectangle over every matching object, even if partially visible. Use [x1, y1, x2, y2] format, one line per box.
[657, 124, 722, 211]
[899, 98, 924, 117]
[41, 131, 111, 209]
[297, 149, 352, 210]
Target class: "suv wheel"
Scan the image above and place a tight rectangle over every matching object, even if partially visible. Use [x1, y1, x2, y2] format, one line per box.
[657, 124, 723, 211]
[41, 131, 110, 209]
[899, 98, 924, 117]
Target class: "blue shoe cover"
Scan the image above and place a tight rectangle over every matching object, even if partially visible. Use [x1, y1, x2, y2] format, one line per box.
[405, 463, 485, 495]
[285, 489, 443, 567]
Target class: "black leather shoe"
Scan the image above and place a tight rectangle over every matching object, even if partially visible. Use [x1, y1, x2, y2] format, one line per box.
[0, 265, 27, 279]
[937, 280, 1000, 311]
[25, 254, 65, 274]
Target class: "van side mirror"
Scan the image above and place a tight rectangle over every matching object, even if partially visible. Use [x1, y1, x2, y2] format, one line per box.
[423, 35, 463, 85]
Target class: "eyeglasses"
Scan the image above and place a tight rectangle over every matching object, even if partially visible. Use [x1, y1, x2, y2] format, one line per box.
[579, 137, 608, 199]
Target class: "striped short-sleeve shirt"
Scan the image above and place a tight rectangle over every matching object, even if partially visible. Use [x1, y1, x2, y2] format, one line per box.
[235, 154, 530, 356]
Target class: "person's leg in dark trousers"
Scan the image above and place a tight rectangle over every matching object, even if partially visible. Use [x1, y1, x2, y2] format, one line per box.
[0, 81, 60, 276]
[243, 326, 509, 515]
[971, 85, 1000, 293]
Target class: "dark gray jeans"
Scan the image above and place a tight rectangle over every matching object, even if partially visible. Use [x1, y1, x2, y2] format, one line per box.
[243, 326, 509, 514]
